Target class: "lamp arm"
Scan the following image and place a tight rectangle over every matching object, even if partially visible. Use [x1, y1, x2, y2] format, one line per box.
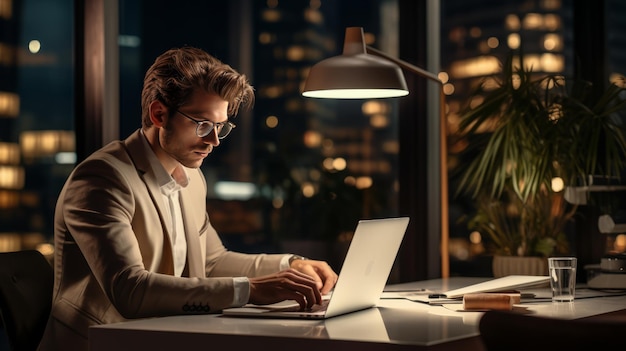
[367, 44, 450, 278]
[366, 46, 442, 85]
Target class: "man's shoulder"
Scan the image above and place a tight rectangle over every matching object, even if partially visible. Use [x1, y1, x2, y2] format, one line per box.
[72, 138, 141, 179]
[82, 130, 143, 166]
[85, 140, 132, 165]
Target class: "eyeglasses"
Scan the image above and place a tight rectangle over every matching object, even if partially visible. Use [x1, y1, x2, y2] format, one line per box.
[175, 110, 236, 139]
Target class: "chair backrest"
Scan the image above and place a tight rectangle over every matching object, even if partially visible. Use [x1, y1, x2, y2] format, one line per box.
[479, 310, 625, 351]
[0, 250, 53, 351]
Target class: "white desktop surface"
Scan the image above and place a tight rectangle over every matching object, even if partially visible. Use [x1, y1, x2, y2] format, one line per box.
[88, 277, 626, 351]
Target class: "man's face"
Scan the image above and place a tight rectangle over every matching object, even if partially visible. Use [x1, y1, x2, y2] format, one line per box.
[159, 89, 229, 169]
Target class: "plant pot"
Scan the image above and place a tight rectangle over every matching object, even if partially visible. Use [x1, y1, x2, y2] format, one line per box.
[492, 255, 548, 278]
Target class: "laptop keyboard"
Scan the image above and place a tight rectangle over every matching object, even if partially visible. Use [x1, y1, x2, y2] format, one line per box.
[308, 299, 330, 312]
[272, 299, 329, 313]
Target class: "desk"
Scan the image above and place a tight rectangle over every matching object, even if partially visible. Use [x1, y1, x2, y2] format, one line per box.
[89, 277, 626, 351]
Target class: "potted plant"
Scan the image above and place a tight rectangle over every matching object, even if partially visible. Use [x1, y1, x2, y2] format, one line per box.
[454, 54, 626, 276]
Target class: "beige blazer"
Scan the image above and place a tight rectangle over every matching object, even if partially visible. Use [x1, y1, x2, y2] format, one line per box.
[38, 130, 286, 351]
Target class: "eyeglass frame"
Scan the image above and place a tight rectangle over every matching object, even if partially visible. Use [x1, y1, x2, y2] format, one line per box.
[175, 109, 236, 139]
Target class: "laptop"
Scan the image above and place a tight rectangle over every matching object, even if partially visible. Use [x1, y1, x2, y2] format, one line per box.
[222, 217, 410, 319]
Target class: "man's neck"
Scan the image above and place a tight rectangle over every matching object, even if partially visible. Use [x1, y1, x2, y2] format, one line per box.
[142, 127, 179, 175]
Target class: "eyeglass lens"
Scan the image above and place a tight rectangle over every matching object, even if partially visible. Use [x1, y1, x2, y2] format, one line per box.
[176, 109, 235, 139]
[197, 121, 233, 139]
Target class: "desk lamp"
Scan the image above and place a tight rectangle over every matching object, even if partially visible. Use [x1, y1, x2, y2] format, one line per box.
[302, 27, 449, 277]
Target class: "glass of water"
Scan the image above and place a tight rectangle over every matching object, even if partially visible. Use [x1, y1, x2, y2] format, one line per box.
[548, 257, 577, 302]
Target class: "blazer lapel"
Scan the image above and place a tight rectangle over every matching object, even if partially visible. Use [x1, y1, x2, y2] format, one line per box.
[124, 130, 173, 236]
[124, 130, 203, 277]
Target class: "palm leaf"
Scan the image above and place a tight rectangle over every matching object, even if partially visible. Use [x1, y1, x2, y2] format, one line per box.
[454, 53, 626, 257]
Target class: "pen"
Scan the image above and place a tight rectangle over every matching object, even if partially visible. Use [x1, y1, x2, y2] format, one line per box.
[383, 288, 427, 293]
[428, 293, 447, 298]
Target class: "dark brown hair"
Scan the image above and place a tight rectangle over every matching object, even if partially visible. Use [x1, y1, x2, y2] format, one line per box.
[141, 47, 254, 128]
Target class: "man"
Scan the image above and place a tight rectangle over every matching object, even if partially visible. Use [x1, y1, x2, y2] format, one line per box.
[38, 47, 338, 351]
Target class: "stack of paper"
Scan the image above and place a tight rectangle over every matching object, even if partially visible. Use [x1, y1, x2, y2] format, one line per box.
[442, 275, 550, 298]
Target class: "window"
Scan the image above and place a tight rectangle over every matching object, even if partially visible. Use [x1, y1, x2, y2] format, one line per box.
[0, 0, 74, 256]
[118, 0, 402, 271]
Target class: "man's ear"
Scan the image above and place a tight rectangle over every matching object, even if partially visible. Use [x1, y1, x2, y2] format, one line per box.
[149, 100, 168, 127]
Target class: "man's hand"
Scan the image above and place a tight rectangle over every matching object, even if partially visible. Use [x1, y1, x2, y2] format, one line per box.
[289, 259, 338, 295]
[248, 269, 323, 310]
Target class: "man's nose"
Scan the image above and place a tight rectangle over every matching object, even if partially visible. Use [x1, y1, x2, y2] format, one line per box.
[202, 128, 220, 146]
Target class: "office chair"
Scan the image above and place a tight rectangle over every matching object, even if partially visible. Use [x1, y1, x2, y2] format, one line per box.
[0, 250, 53, 351]
[479, 310, 625, 350]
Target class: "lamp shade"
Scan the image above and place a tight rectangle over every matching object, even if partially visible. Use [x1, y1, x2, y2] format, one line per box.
[302, 27, 409, 99]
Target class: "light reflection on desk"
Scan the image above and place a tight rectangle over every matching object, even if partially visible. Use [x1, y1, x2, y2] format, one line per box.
[378, 299, 480, 345]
